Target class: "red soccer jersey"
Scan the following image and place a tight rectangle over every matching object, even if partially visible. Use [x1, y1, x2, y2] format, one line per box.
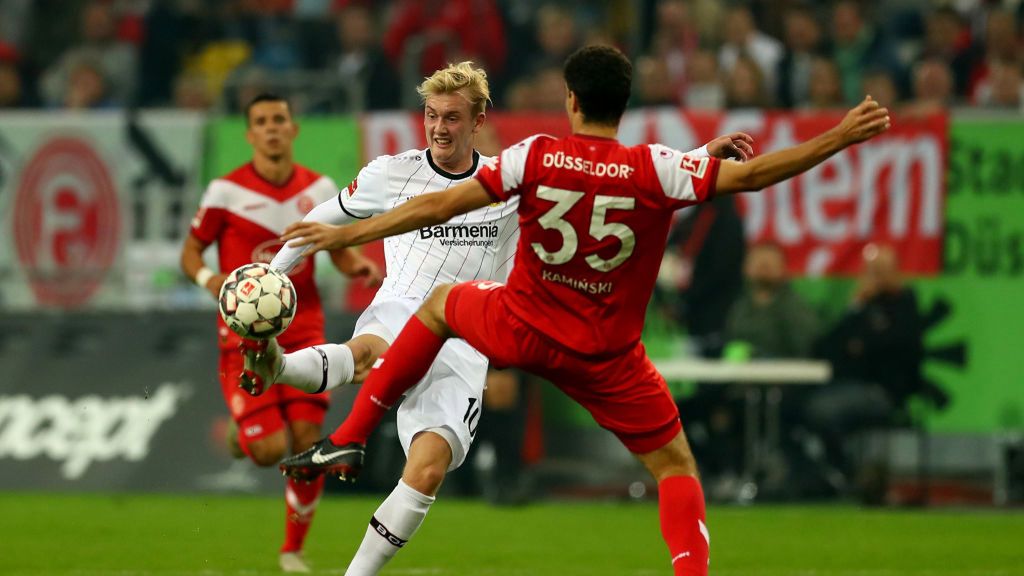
[475, 134, 720, 356]
[190, 163, 340, 349]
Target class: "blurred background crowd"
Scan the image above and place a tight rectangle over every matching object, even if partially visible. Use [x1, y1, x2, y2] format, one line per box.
[0, 0, 1022, 114]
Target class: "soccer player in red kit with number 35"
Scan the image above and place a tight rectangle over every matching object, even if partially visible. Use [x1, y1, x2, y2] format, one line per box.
[280, 46, 891, 575]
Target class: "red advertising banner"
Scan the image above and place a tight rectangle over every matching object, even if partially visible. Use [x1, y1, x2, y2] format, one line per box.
[360, 110, 947, 276]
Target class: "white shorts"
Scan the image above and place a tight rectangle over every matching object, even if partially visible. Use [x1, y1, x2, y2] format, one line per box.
[353, 292, 488, 471]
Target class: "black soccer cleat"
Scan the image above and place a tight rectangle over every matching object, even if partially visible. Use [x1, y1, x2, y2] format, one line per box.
[279, 437, 365, 482]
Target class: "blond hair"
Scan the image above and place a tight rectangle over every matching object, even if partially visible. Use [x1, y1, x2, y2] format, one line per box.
[417, 61, 491, 116]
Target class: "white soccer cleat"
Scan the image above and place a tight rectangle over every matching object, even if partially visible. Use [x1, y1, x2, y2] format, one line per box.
[278, 551, 311, 573]
[239, 337, 284, 396]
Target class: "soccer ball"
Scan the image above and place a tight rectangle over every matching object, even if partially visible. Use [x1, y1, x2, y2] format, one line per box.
[218, 263, 297, 339]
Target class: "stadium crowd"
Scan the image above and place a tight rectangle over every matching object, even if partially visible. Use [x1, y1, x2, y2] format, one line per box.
[0, 0, 1021, 113]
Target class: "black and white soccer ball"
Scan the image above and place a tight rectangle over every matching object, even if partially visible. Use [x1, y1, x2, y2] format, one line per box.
[218, 263, 297, 339]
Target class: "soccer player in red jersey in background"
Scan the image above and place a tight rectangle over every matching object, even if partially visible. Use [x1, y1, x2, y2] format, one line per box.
[279, 46, 890, 575]
[180, 93, 382, 573]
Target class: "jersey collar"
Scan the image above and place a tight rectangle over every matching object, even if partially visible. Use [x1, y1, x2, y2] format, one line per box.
[425, 149, 479, 180]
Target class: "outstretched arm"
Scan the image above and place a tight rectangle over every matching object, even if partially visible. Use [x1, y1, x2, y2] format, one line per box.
[281, 180, 494, 252]
[271, 196, 358, 274]
[715, 96, 890, 195]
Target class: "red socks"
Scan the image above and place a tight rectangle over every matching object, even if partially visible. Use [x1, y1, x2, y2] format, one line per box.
[330, 316, 446, 446]
[658, 475, 709, 576]
[282, 475, 324, 553]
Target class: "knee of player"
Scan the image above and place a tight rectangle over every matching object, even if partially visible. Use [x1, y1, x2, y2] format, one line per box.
[404, 460, 448, 494]
[247, 436, 287, 467]
[290, 428, 321, 454]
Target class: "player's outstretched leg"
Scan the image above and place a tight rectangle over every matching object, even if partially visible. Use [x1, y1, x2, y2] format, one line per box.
[637, 431, 709, 576]
[245, 335, 388, 396]
[280, 285, 456, 480]
[345, 432, 450, 575]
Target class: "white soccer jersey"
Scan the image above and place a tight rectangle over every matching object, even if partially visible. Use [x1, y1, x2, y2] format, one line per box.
[340, 149, 520, 299]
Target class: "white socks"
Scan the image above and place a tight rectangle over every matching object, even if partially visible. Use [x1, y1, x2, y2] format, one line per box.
[344, 479, 435, 576]
[278, 344, 355, 393]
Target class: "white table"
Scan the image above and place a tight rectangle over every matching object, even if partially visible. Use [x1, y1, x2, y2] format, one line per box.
[652, 358, 832, 497]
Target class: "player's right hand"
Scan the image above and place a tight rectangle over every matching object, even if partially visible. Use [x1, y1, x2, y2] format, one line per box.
[837, 96, 891, 145]
[281, 221, 351, 253]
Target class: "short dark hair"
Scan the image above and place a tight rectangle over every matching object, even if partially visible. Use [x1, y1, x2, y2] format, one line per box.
[245, 93, 291, 125]
[563, 45, 632, 126]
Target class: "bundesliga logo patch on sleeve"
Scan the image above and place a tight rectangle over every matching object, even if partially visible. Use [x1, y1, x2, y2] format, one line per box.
[679, 155, 709, 179]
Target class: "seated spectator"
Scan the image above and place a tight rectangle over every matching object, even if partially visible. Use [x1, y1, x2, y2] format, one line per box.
[969, 9, 1022, 99]
[974, 58, 1024, 111]
[63, 57, 112, 109]
[327, 1, 400, 112]
[804, 56, 845, 110]
[725, 55, 770, 109]
[776, 5, 829, 109]
[172, 73, 212, 111]
[918, 5, 977, 98]
[648, 0, 701, 96]
[861, 69, 902, 110]
[634, 55, 678, 107]
[806, 244, 925, 482]
[0, 51, 24, 108]
[718, 3, 783, 95]
[725, 242, 819, 360]
[530, 66, 567, 111]
[683, 49, 725, 111]
[383, 0, 506, 83]
[830, 0, 903, 105]
[40, 0, 136, 107]
[903, 57, 957, 117]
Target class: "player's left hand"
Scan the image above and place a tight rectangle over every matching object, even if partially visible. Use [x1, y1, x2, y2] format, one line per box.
[339, 251, 384, 288]
[707, 132, 755, 161]
[281, 222, 351, 253]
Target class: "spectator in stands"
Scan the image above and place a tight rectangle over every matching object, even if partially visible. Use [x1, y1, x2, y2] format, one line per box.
[40, 0, 136, 107]
[830, 0, 903, 105]
[903, 58, 956, 117]
[719, 241, 821, 498]
[719, 3, 783, 95]
[917, 6, 977, 98]
[725, 242, 819, 361]
[725, 55, 770, 109]
[328, 1, 400, 112]
[807, 244, 925, 481]
[668, 198, 746, 359]
[975, 58, 1024, 110]
[530, 65, 567, 111]
[968, 9, 1022, 100]
[62, 57, 111, 109]
[648, 0, 701, 99]
[533, 4, 580, 69]
[776, 5, 829, 109]
[172, 72, 212, 111]
[805, 56, 845, 110]
[862, 69, 901, 110]
[634, 55, 678, 107]
[0, 47, 24, 108]
[683, 49, 725, 111]
[383, 0, 506, 83]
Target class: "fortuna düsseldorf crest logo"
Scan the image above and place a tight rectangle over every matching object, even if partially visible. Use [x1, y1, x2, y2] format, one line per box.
[13, 137, 120, 308]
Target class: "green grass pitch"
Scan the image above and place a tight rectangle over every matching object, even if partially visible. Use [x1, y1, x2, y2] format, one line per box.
[3, 492, 1022, 575]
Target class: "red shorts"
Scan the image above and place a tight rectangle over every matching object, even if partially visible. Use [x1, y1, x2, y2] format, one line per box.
[446, 281, 681, 454]
[218, 338, 329, 453]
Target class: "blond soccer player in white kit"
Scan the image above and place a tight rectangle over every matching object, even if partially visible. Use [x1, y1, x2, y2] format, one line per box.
[245, 62, 754, 575]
